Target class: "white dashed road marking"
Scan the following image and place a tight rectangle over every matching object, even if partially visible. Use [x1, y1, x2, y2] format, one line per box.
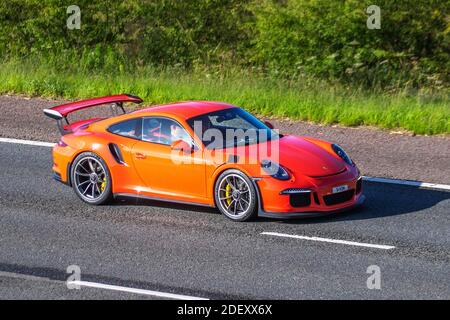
[261, 232, 396, 250]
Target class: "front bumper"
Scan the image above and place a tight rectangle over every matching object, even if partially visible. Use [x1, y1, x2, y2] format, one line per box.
[252, 168, 365, 219]
[257, 193, 365, 219]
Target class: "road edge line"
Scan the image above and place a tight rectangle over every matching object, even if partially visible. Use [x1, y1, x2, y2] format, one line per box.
[0, 137, 55, 147]
[362, 176, 450, 191]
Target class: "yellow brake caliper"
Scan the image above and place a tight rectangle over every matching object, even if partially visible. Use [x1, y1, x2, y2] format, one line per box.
[225, 184, 232, 206]
[100, 178, 106, 192]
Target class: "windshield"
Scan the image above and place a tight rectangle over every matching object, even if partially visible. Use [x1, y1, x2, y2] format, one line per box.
[186, 108, 280, 149]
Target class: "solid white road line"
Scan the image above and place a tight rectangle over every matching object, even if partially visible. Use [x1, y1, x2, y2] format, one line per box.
[261, 232, 396, 250]
[0, 137, 55, 147]
[67, 280, 209, 300]
[363, 176, 450, 191]
[1, 137, 450, 192]
[0, 271, 209, 300]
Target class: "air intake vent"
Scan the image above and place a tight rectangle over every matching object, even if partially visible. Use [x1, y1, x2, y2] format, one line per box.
[323, 189, 354, 206]
[290, 193, 311, 207]
[108, 143, 125, 164]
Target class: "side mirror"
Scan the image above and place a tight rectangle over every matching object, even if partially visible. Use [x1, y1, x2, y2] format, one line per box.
[264, 121, 274, 129]
[170, 139, 194, 154]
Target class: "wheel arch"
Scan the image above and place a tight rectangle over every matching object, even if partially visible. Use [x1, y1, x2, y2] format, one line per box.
[210, 164, 260, 208]
[70, 150, 113, 204]
[67, 143, 116, 188]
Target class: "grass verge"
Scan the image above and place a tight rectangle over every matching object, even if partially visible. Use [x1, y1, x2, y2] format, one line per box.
[0, 59, 448, 135]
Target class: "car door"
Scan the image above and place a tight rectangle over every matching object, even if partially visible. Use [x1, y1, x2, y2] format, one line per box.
[105, 117, 144, 193]
[131, 116, 207, 202]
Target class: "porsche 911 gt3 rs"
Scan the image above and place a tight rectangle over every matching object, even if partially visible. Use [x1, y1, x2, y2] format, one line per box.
[44, 94, 364, 221]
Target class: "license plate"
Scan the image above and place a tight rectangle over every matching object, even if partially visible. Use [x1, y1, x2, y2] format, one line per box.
[332, 185, 348, 194]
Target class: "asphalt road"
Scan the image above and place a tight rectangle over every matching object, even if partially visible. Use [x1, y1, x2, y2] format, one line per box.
[1, 95, 449, 183]
[0, 142, 449, 299]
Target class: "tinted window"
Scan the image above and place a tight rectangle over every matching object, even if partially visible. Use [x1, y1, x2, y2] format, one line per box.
[108, 118, 142, 139]
[209, 111, 255, 130]
[186, 108, 279, 149]
[142, 117, 192, 146]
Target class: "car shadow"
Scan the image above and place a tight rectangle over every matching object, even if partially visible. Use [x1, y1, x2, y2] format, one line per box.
[112, 195, 218, 214]
[109, 181, 450, 223]
[278, 181, 450, 225]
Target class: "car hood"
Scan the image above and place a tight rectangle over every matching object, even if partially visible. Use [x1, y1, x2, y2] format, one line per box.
[276, 135, 345, 177]
[223, 135, 345, 177]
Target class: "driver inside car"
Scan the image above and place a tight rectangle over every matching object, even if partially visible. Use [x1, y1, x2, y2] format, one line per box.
[170, 123, 190, 144]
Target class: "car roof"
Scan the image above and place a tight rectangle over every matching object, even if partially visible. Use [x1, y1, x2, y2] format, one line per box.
[132, 101, 236, 119]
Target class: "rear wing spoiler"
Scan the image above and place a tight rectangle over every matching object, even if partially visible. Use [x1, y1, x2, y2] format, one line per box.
[43, 94, 143, 135]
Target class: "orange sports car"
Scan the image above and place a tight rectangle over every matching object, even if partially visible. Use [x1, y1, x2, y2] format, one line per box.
[44, 94, 364, 221]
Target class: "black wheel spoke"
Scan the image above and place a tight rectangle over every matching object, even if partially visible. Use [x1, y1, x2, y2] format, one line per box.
[82, 183, 91, 195]
[91, 183, 95, 198]
[78, 163, 90, 173]
[76, 171, 90, 177]
[88, 159, 95, 172]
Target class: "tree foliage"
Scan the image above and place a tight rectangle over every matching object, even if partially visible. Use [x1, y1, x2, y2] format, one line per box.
[0, 0, 448, 89]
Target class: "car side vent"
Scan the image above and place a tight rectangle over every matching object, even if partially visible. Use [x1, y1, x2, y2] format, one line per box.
[108, 143, 125, 164]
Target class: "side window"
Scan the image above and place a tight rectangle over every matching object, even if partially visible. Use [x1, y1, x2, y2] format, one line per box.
[108, 118, 142, 139]
[142, 117, 192, 146]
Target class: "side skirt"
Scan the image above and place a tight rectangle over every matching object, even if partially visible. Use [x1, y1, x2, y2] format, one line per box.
[113, 193, 215, 208]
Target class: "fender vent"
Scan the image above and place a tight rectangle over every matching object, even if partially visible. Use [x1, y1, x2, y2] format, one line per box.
[109, 143, 125, 164]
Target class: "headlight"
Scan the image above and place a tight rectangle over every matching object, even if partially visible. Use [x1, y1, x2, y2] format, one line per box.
[261, 160, 290, 180]
[332, 144, 353, 165]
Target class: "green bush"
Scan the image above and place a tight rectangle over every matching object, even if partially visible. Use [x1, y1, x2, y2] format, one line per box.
[0, 0, 449, 90]
[250, 0, 449, 89]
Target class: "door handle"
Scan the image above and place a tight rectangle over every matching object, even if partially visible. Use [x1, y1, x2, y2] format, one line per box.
[135, 152, 146, 160]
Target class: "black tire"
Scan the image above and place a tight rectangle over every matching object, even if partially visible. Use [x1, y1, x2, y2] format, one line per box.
[71, 152, 112, 205]
[214, 169, 258, 222]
